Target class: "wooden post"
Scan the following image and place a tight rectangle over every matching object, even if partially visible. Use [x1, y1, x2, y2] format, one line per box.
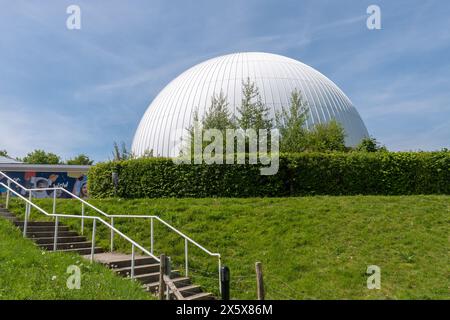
[165, 257, 171, 300]
[158, 254, 166, 300]
[255, 262, 265, 300]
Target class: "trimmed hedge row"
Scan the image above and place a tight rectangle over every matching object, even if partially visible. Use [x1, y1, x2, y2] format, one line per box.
[88, 152, 450, 198]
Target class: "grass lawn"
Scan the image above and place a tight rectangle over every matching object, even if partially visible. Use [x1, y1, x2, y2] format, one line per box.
[5, 195, 449, 300]
[0, 218, 151, 300]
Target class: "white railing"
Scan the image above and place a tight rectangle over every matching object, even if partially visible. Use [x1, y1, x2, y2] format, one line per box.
[0, 171, 221, 292]
[0, 182, 158, 266]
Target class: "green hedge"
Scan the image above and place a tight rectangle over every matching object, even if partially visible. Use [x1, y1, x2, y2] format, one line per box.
[88, 152, 450, 198]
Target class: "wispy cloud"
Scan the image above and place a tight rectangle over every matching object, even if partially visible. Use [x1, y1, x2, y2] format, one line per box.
[0, 0, 449, 160]
[0, 97, 97, 160]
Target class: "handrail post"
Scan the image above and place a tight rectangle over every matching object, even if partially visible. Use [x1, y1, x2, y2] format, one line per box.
[23, 202, 28, 237]
[131, 244, 135, 279]
[218, 256, 222, 295]
[185, 239, 188, 277]
[52, 190, 57, 214]
[53, 216, 59, 251]
[150, 217, 154, 255]
[5, 179, 10, 209]
[110, 217, 114, 252]
[27, 192, 32, 227]
[91, 219, 96, 263]
[81, 203, 85, 235]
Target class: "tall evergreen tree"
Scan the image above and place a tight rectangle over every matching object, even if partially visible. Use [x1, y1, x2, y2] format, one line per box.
[112, 142, 131, 161]
[237, 78, 272, 131]
[203, 91, 235, 130]
[275, 89, 309, 152]
[183, 92, 235, 158]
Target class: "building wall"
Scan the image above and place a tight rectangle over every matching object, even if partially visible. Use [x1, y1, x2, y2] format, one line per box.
[0, 164, 90, 199]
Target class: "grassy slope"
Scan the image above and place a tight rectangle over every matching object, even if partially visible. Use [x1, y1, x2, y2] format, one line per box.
[0, 218, 151, 300]
[6, 195, 450, 300]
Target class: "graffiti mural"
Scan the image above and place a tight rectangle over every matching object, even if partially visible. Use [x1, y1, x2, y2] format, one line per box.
[0, 171, 88, 199]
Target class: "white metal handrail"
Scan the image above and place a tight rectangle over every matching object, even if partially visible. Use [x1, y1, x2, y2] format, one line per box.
[0, 170, 222, 292]
[0, 182, 159, 269]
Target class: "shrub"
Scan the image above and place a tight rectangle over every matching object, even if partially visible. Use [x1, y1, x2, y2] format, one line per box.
[88, 152, 450, 198]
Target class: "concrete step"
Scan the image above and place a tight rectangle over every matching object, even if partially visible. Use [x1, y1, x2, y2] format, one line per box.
[1, 216, 18, 222]
[34, 236, 87, 244]
[19, 225, 70, 232]
[113, 263, 160, 277]
[105, 256, 159, 269]
[184, 292, 214, 300]
[142, 281, 160, 293]
[177, 284, 203, 297]
[58, 247, 104, 255]
[133, 270, 180, 285]
[134, 272, 161, 284]
[38, 241, 93, 251]
[27, 231, 79, 238]
[141, 276, 192, 293]
[15, 221, 61, 227]
[172, 276, 192, 287]
[0, 212, 16, 218]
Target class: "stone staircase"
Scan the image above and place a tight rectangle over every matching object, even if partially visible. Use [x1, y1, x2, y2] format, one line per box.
[0, 204, 214, 300]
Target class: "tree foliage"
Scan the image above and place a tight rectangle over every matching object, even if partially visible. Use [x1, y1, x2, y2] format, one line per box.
[112, 142, 132, 161]
[356, 137, 387, 152]
[237, 78, 272, 131]
[203, 91, 235, 130]
[304, 120, 347, 152]
[22, 149, 61, 164]
[276, 89, 309, 152]
[182, 80, 378, 155]
[66, 154, 94, 165]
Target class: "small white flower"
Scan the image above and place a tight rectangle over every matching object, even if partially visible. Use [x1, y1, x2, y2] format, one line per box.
[51, 276, 57, 281]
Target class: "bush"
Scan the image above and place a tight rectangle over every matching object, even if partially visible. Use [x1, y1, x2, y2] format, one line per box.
[88, 152, 450, 198]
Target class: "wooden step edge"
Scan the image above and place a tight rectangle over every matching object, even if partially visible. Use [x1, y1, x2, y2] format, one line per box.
[184, 292, 214, 300]
[112, 263, 160, 272]
[178, 284, 201, 293]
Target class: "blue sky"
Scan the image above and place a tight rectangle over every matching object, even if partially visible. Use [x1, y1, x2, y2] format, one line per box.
[0, 0, 449, 162]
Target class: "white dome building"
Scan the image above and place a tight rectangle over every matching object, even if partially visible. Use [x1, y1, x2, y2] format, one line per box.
[132, 52, 369, 157]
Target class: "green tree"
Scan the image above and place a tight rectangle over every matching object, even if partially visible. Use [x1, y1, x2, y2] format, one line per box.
[142, 149, 154, 158]
[305, 120, 347, 152]
[276, 89, 309, 152]
[66, 154, 94, 165]
[0, 149, 8, 157]
[237, 78, 272, 131]
[203, 91, 235, 130]
[356, 137, 387, 152]
[112, 142, 131, 161]
[22, 149, 61, 164]
[184, 93, 236, 157]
